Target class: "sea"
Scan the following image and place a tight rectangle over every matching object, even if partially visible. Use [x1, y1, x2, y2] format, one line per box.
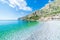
[0, 20, 43, 40]
[0, 20, 60, 40]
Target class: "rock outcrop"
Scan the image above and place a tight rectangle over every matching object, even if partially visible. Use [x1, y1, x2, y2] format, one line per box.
[18, 0, 60, 21]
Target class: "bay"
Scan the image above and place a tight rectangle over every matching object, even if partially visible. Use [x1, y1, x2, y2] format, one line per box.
[0, 20, 43, 40]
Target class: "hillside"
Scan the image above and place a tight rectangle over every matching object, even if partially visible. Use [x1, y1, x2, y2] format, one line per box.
[18, 0, 60, 21]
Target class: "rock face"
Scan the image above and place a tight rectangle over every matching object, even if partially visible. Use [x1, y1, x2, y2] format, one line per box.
[18, 0, 60, 21]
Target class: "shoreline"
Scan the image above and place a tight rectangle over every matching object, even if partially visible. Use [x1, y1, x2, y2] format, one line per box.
[38, 13, 60, 22]
[26, 20, 60, 40]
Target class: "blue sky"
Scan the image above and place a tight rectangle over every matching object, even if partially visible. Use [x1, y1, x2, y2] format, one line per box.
[0, 0, 52, 20]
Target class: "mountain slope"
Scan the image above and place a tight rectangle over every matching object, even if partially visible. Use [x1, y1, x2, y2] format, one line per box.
[18, 0, 60, 21]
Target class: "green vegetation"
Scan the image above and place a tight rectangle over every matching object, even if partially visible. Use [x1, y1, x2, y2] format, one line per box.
[18, 0, 60, 21]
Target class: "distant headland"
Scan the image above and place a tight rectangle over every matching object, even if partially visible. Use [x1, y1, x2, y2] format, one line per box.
[18, 0, 60, 21]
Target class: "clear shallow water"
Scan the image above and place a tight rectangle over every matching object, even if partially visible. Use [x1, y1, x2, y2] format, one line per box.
[0, 20, 43, 40]
[26, 20, 60, 40]
[0, 20, 60, 40]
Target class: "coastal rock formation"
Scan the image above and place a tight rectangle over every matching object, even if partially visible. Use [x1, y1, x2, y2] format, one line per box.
[18, 0, 60, 21]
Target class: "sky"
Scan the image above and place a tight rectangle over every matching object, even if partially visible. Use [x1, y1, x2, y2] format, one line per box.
[0, 0, 53, 20]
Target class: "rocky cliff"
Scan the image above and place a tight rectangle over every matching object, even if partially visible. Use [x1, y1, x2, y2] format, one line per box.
[18, 0, 60, 21]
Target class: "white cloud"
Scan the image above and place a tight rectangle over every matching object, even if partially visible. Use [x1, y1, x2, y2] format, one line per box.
[0, 0, 32, 11]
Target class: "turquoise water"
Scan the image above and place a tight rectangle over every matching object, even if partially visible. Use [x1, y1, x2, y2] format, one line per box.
[0, 20, 43, 40]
